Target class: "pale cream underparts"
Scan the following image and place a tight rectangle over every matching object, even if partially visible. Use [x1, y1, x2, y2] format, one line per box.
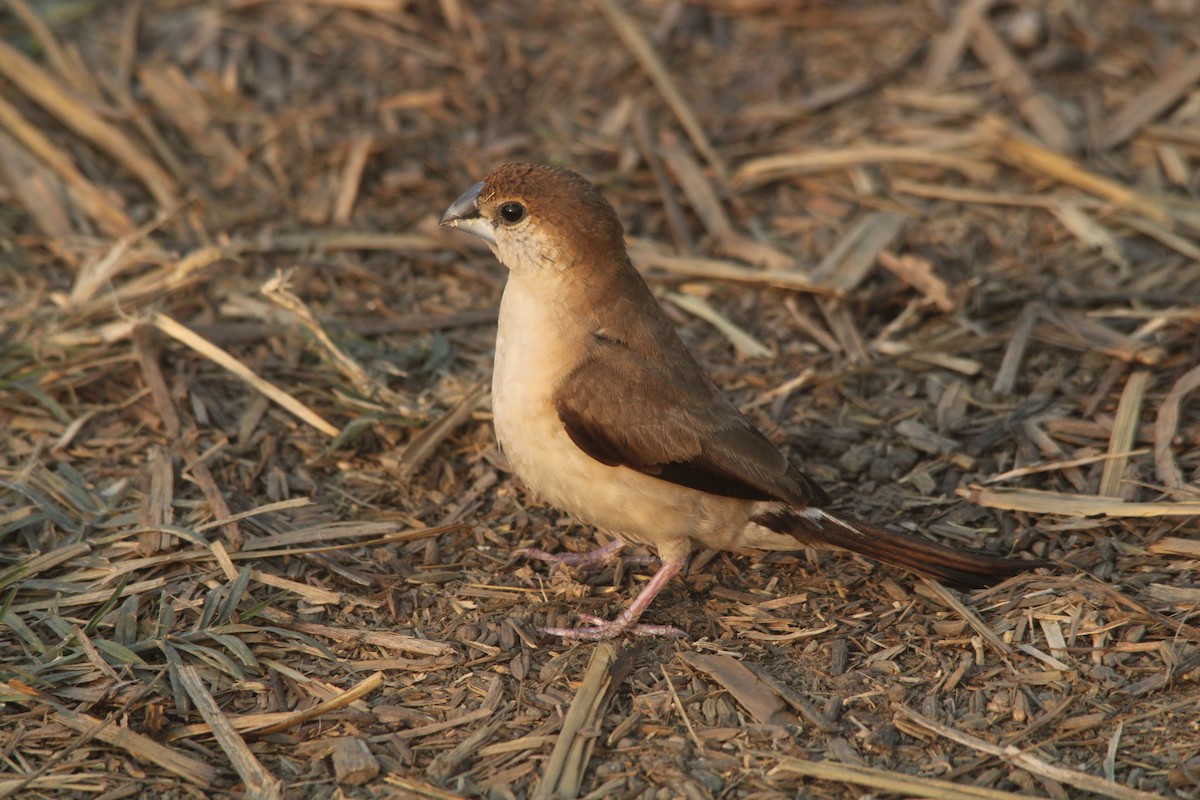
[491, 264, 810, 568]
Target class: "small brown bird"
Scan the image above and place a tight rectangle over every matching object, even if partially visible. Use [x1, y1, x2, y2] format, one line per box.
[442, 163, 1038, 640]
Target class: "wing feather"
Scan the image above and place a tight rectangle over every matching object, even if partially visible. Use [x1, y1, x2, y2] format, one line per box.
[553, 334, 829, 507]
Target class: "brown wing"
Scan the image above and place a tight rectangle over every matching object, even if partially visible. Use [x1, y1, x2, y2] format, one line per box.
[553, 333, 829, 508]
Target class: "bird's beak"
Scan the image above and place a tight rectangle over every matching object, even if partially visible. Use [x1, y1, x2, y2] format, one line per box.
[440, 181, 495, 244]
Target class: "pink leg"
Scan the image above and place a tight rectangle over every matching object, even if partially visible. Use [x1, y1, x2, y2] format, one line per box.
[543, 559, 688, 640]
[515, 539, 653, 571]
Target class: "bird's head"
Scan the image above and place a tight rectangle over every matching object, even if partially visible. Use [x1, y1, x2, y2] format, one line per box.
[440, 163, 627, 278]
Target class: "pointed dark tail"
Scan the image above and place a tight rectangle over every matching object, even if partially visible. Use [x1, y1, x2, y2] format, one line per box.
[753, 508, 1044, 590]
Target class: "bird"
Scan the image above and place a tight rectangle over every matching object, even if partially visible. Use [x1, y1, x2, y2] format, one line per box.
[440, 163, 1040, 640]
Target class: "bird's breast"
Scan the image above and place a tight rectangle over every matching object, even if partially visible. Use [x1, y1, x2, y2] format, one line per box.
[490, 278, 758, 560]
[492, 276, 598, 516]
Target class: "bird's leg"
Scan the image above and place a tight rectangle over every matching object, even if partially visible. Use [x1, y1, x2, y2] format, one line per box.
[515, 538, 654, 571]
[542, 558, 688, 640]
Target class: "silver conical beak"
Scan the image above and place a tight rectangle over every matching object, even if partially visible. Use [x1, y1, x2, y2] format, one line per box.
[440, 181, 495, 243]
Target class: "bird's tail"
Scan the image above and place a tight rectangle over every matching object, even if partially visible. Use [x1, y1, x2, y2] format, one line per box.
[752, 507, 1041, 590]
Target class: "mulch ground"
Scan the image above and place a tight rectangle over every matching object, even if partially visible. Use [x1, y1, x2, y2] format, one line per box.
[2, 1, 1200, 798]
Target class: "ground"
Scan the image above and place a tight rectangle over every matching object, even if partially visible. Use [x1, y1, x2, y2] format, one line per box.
[1, 1, 1200, 798]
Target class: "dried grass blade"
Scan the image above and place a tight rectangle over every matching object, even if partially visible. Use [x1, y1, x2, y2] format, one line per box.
[984, 449, 1149, 485]
[259, 615, 453, 656]
[252, 672, 384, 736]
[136, 64, 252, 189]
[193, 498, 313, 533]
[152, 312, 339, 437]
[394, 706, 495, 742]
[1035, 310, 1165, 365]
[920, 578, 1013, 659]
[658, 137, 792, 269]
[16, 692, 219, 786]
[4, 0, 89, 93]
[333, 132, 374, 225]
[988, 123, 1171, 225]
[0, 775, 113, 795]
[71, 245, 226, 320]
[818, 298, 869, 364]
[251, 570, 339, 606]
[383, 775, 468, 800]
[593, 0, 727, 182]
[767, 753, 1031, 799]
[0, 542, 91, 593]
[809, 212, 907, 292]
[897, 706, 1170, 800]
[1050, 204, 1128, 269]
[961, 486, 1200, 517]
[1100, 51, 1200, 149]
[0, 92, 133, 235]
[175, 664, 282, 799]
[392, 378, 488, 483]
[1148, 537, 1200, 557]
[633, 107, 693, 253]
[259, 273, 426, 420]
[1154, 362, 1200, 498]
[734, 145, 991, 187]
[0, 39, 178, 205]
[876, 250, 955, 313]
[532, 643, 614, 800]
[425, 719, 502, 783]
[235, 231, 446, 253]
[993, 302, 1043, 396]
[969, 16, 1074, 152]
[241, 520, 451, 551]
[139, 443, 174, 555]
[1113, 212, 1200, 261]
[892, 177, 1101, 209]
[0, 129, 75, 241]
[924, 0, 995, 86]
[1099, 370, 1149, 498]
[11, 578, 166, 613]
[664, 292, 772, 359]
[628, 240, 827, 293]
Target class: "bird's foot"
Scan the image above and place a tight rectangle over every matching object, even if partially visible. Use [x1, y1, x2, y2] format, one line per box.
[539, 559, 689, 640]
[543, 613, 689, 641]
[516, 539, 653, 572]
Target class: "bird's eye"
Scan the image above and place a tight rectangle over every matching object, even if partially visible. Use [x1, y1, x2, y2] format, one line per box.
[499, 202, 525, 224]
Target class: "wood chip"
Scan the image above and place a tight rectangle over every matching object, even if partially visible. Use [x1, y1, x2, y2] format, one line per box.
[877, 249, 956, 312]
[680, 652, 798, 726]
[330, 737, 381, 786]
